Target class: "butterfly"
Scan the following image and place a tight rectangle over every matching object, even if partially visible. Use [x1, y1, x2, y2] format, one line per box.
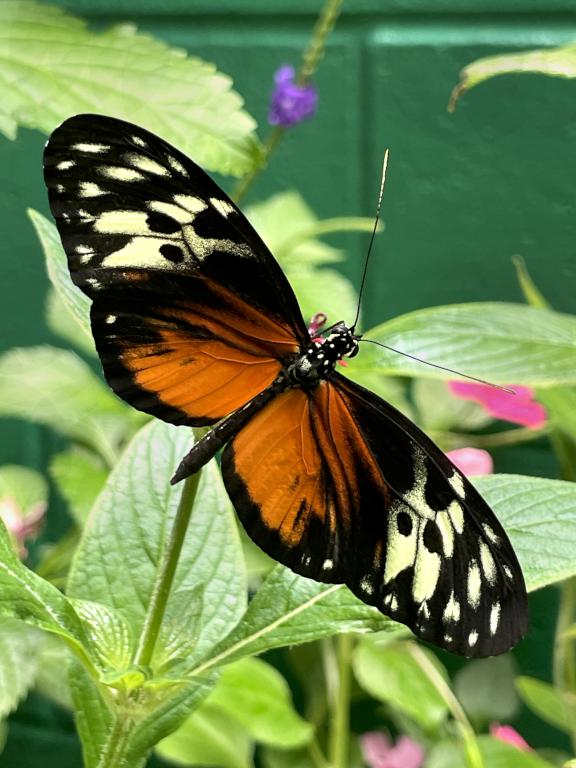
[43, 114, 528, 657]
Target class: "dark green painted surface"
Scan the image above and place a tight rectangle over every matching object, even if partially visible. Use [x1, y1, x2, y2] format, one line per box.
[1, 0, 575, 762]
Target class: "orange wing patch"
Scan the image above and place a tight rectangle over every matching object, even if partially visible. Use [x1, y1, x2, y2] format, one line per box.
[93, 271, 300, 425]
[222, 381, 390, 578]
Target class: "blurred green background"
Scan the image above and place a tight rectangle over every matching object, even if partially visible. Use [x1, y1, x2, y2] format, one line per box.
[1, 0, 575, 764]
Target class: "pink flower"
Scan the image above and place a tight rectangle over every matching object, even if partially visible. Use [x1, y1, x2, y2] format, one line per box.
[0, 496, 45, 558]
[449, 382, 547, 429]
[308, 312, 328, 338]
[360, 732, 425, 768]
[446, 447, 493, 477]
[490, 724, 532, 752]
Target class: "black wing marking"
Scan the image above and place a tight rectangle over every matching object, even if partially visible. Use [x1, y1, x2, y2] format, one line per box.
[43, 113, 309, 345]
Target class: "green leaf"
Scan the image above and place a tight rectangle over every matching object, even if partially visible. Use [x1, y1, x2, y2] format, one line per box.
[353, 638, 448, 731]
[156, 699, 252, 768]
[0, 465, 48, 515]
[45, 288, 96, 356]
[427, 735, 555, 768]
[516, 676, 574, 734]
[70, 599, 133, 673]
[366, 303, 576, 386]
[35, 635, 73, 710]
[513, 257, 550, 311]
[28, 209, 93, 344]
[454, 655, 519, 725]
[246, 191, 366, 325]
[68, 421, 247, 668]
[538, 387, 576, 442]
[286, 266, 358, 331]
[450, 44, 576, 111]
[0, 517, 93, 666]
[202, 566, 399, 670]
[474, 474, 576, 592]
[0, 2, 258, 175]
[50, 449, 108, 526]
[0, 619, 40, 717]
[69, 660, 115, 768]
[0, 346, 145, 459]
[247, 191, 376, 267]
[208, 658, 313, 748]
[412, 378, 492, 433]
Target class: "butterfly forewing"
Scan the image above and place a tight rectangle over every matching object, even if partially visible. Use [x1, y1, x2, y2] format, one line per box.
[44, 114, 528, 656]
[44, 114, 308, 424]
[223, 374, 528, 657]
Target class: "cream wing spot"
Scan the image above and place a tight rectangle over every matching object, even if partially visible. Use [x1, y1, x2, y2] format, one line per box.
[124, 153, 171, 176]
[79, 181, 106, 198]
[490, 603, 501, 635]
[72, 142, 109, 153]
[467, 561, 482, 609]
[147, 200, 192, 224]
[443, 592, 460, 624]
[56, 159, 75, 170]
[435, 509, 455, 558]
[482, 523, 500, 545]
[448, 501, 464, 534]
[468, 630, 479, 648]
[448, 470, 466, 499]
[168, 156, 189, 176]
[383, 506, 418, 585]
[412, 543, 441, 603]
[479, 542, 497, 585]
[174, 194, 207, 214]
[210, 197, 236, 218]
[98, 166, 146, 182]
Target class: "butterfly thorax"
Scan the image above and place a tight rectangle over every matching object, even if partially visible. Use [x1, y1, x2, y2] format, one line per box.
[286, 321, 360, 387]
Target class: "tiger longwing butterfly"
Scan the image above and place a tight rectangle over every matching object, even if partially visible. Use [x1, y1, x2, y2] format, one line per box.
[43, 114, 528, 657]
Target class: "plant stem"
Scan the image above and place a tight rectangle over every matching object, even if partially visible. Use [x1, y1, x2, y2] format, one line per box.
[133, 473, 201, 667]
[554, 577, 576, 752]
[409, 645, 483, 768]
[431, 425, 548, 451]
[233, 0, 343, 204]
[329, 633, 353, 768]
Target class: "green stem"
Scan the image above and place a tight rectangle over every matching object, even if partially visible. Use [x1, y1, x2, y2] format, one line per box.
[307, 737, 330, 768]
[329, 634, 353, 768]
[232, 0, 343, 204]
[431, 425, 548, 451]
[298, 0, 343, 84]
[233, 126, 285, 205]
[554, 578, 576, 753]
[409, 645, 483, 768]
[96, 700, 133, 768]
[133, 473, 201, 667]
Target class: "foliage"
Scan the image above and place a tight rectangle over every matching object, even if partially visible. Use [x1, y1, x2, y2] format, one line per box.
[0, 2, 575, 768]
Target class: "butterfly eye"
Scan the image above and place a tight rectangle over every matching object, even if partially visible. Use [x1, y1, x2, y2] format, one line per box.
[347, 345, 360, 359]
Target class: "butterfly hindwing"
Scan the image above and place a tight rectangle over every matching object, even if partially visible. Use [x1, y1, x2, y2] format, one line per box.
[222, 373, 528, 657]
[43, 114, 308, 425]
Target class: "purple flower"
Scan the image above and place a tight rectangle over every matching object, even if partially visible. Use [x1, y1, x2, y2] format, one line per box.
[268, 65, 318, 127]
[360, 732, 425, 768]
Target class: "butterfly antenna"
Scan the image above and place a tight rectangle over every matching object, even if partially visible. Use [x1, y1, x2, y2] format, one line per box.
[351, 150, 390, 332]
[361, 338, 516, 394]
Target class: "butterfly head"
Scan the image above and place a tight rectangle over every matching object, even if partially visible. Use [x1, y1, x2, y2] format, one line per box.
[287, 321, 361, 386]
